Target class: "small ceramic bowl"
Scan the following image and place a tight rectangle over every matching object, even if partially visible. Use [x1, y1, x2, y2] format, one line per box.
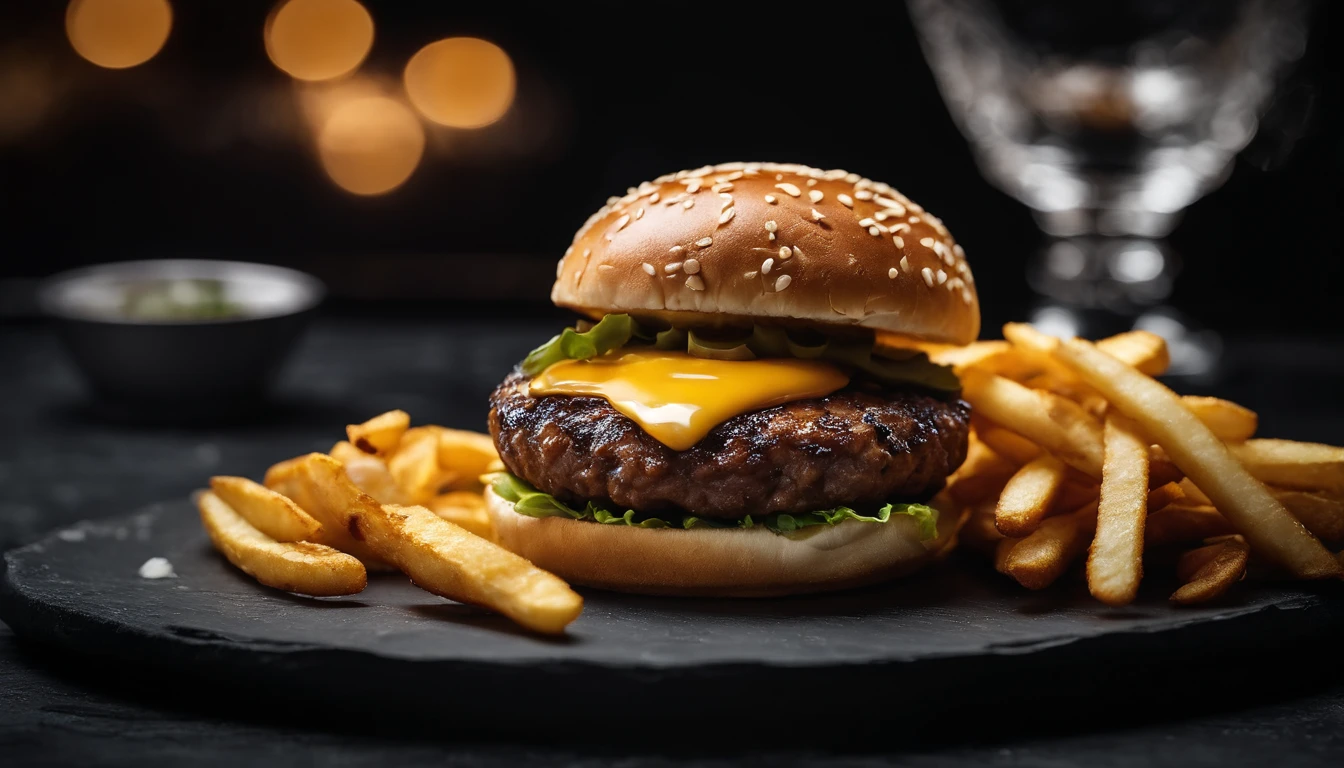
[39, 260, 324, 415]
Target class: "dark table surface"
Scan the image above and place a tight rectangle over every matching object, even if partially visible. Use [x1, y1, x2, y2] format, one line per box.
[3, 317, 1343, 767]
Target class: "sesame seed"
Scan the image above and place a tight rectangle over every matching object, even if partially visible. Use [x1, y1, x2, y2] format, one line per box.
[837, 193, 854, 208]
[805, 179, 817, 187]
[768, 233, 776, 241]
[762, 258, 774, 274]
[597, 264, 614, 272]
[909, 216, 921, 224]
[921, 267, 935, 287]
[612, 214, 631, 232]
[919, 237, 935, 248]
[936, 269, 947, 285]
[792, 245, 804, 259]
[642, 262, 656, 276]
[845, 173, 860, 183]
[812, 208, 826, 221]
[685, 179, 702, 193]
[695, 237, 713, 248]
[776, 173, 784, 181]
[894, 236, 905, 249]
[875, 211, 889, 222]
[808, 190, 824, 203]
[635, 208, 645, 220]
[665, 262, 682, 274]
[775, 182, 802, 197]
[900, 255, 911, 272]
[869, 226, 881, 237]
[764, 195, 778, 204]
[719, 208, 736, 225]
[889, 267, 899, 279]
[683, 258, 701, 274]
[712, 182, 734, 193]
[719, 193, 734, 205]
[683, 199, 695, 209]
[744, 270, 758, 279]
[649, 192, 660, 204]
[775, 274, 792, 291]
[854, 189, 874, 201]
[954, 244, 965, 259]
[764, 220, 778, 233]
[670, 245, 684, 255]
[874, 196, 905, 213]
[555, 260, 564, 277]
[686, 275, 705, 291]
[858, 217, 876, 228]
[891, 222, 912, 233]
[778, 246, 792, 260]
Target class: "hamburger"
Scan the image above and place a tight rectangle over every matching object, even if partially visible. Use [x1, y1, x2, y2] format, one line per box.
[485, 162, 979, 596]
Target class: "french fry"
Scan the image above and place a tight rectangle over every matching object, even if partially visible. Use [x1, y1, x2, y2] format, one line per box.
[1054, 481, 1100, 514]
[331, 441, 413, 505]
[922, 340, 1013, 373]
[198, 490, 366, 597]
[1145, 505, 1235, 546]
[434, 428, 500, 492]
[296, 454, 583, 634]
[1273, 490, 1344, 543]
[1171, 536, 1249, 605]
[263, 455, 391, 568]
[960, 368, 1105, 478]
[1181, 396, 1257, 443]
[960, 502, 1006, 554]
[1050, 337, 1342, 579]
[1087, 414, 1150, 606]
[975, 424, 1042, 466]
[1146, 481, 1185, 513]
[1095, 330, 1169, 376]
[1003, 499, 1099, 590]
[995, 454, 1067, 536]
[428, 491, 495, 540]
[347, 410, 410, 456]
[209, 475, 321, 542]
[1178, 478, 1213, 506]
[946, 436, 1017, 505]
[1229, 439, 1344, 494]
[388, 427, 457, 504]
[993, 537, 1019, 574]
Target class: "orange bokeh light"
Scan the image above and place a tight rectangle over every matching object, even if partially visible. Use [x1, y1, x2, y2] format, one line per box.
[66, 0, 172, 70]
[403, 37, 515, 129]
[265, 0, 373, 82]
[317, 95, 424, 195]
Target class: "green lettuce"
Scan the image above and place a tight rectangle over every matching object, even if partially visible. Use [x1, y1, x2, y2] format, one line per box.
[491, 472, 938, 539]
[518, 313, 959, 394]
[521, 313, 634, 376]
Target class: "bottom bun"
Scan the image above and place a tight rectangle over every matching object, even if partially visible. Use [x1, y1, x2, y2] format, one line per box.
[484, 487, 963, 597]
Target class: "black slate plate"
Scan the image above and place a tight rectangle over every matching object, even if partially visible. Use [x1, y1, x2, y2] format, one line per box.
[3, 500, 1342, 741]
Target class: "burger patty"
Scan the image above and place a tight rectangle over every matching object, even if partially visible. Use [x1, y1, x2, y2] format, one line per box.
[488, 370, 971, 519]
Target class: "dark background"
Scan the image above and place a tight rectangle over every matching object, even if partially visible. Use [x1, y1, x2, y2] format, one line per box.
[0, 1, 1338, 333]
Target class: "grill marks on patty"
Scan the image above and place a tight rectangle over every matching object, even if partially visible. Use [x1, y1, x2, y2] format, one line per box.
[488, 370, 971, 519]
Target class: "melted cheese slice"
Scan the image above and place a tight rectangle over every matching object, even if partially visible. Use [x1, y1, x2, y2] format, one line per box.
[530, 350, 849, 451]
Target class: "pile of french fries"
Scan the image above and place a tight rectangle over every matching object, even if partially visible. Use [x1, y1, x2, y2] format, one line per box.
[930, 324, 1344, 605]
[197, 411, 584, 634]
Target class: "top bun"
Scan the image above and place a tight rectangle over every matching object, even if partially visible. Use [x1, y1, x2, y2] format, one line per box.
[551, 162, 979, 345]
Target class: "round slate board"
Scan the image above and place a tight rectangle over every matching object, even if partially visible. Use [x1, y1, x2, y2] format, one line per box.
[3, 500, 1341, 736]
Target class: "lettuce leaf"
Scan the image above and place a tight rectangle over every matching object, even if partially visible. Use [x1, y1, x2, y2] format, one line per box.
[521, 314, 634, 376]
[491, 472, 938, 539]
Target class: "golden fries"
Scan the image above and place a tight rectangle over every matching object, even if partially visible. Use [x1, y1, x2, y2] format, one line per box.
[945, 437, 1017, 505]
[995, 454, 1066, 537]
[1171, 536, 1249, 605]
[961, 369, 1105, 478]
[1146, 481, 1185, 513]
[1087, 414, 1149, 606]
[1050, 337, 1342, 579]
[434, 428, 500, 491]
[1229, 439, 1344, 494]
[976, 423, 1042, 466]
[198, 490, 366, 597]
[1181, 397, 1257, 443]
[1273, 490, 1344, 543]
[1003, 499, 1098, 590]
[331, 441, 413, 505]
[387, 427, 457, 504]
[209, 475, 321, 542]
[922, 340, 1012, 373]
[428, 491, 495, 540]
[347, 410, 410, 456]
[1094, 330, 1169, 376]
[263, 455, 391, 568]
[296, 454, 582, 634]
[1146, 505, 1235, 546]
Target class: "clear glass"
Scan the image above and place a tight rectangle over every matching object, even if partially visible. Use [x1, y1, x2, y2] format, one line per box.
[908, 0, 1309, 237]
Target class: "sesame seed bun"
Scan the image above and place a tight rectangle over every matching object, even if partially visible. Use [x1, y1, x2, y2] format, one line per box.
[551, 162, 980, 345]
[484, 486, 963, 597]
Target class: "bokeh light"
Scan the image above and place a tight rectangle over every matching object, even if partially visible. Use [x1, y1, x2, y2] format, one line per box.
[403, 37, 515, 129]
[265, 0, 373, 82]
[317, 96, 424, 195]
[65, 0, 172, 70]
